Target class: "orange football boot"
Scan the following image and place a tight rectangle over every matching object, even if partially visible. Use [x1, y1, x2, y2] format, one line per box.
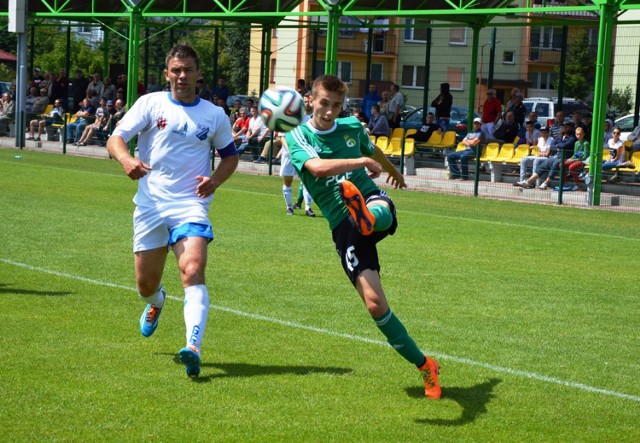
[418, 357, 441, 399]
[339, 180, 376, 235]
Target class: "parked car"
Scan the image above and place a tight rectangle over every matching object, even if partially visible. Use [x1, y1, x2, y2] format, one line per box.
[400, 105, 480, 141]
[614, 114, 638, 141]
[523, 97, 591, 127]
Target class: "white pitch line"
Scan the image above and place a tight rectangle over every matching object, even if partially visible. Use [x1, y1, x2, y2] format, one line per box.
[2, 257, 639, 403]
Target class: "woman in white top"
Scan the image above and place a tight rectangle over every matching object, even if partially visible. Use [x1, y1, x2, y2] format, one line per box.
[517, 126, 554, 182]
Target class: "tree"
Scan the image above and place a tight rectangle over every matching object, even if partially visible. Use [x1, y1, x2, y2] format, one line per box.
[608, 85, 634, 118]
[553, 30, 595, 101]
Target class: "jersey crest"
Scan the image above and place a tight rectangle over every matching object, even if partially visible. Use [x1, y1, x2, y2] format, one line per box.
[196, 123, 209, 141]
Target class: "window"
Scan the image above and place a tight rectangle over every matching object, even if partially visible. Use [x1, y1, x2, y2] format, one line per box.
[503, 51, 515, 64]
[447, 67, 464, 91]
[315, 60, 325, 77]
[372, 33, 385, 53]
[401, 65, 424, 88]
[449, 28, 467, 45]
[317, 16, 356, 38]
[337, 61, 352, 84]
[528, 71, 557, 90]
[404, 19, 429, 42]
[530, 26, 563, 50]
[371, 63, 383, 82]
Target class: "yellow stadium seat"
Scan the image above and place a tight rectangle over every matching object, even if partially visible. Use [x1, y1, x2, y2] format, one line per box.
[369, 135, 376, 144]
[376, 136, 389, 153]
[423, 130, 443, 147]
[432, 131, 457, 149]
[479, 142, 500, 162]
[493, 143, 515, 163]
[403, 138, 415, 156]
[530, 145, 540, 156]
[389, 138, 402, 156]
[404, 128, 417, 139]
[505, 144, 531, 164]
[391, 127, 405, 139]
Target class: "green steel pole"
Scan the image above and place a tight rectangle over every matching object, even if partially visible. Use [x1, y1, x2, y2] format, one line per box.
[487, 28, 496, 90]
[556, 26, 568, 111]
[469, 25, 480, 135]
[470, 25, 480, 196]
[311, 26, 319, 78]
[143, 26, 149, 91]
[127, 8, 141, 154]
[103, 27, 110, 81]
[324, 6, 340, 75]
[588, 1, 617, 207]
[262, 26, 272, 94]
[422, 27, 432, 123]
[213, 27, 219, 88]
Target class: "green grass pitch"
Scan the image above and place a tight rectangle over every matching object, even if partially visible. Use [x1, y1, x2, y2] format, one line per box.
[0, 148, 639, 442]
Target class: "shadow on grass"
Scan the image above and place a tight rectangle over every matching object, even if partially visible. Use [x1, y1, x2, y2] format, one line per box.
[410, 378, 501, 426]
[163, 354, 353, 383]
[0, 283, 72, 296]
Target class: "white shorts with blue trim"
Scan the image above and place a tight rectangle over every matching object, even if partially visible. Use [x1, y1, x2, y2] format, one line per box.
[132, 201, 213, 253]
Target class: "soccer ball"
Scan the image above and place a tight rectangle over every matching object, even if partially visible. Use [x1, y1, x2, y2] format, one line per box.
[258, 87, 305, 132]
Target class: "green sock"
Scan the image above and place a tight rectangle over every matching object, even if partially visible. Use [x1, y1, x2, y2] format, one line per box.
[370, 204, 393, 232]
[373, 309, 425, 367]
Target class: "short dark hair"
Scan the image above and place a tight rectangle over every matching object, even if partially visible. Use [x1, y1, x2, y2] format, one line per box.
[312, 75, 348, 98]
[165, 44, 200, 70]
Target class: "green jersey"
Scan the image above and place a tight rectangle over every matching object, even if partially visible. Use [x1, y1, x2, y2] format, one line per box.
[286, 116, 378, 230]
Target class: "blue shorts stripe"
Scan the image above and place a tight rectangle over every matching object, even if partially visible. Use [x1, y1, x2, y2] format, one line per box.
[168, 222, 213, 245]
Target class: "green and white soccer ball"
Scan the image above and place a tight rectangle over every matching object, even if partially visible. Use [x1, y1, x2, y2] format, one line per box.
[258, 87, 305, 132]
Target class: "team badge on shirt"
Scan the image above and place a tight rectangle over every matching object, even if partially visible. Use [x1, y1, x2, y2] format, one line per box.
[345, 135, 356, 148]
[196, 124, 209, 141]
[156, 117, 167, 130]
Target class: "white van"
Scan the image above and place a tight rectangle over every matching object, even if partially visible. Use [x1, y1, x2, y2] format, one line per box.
[523, 97, 590, 127]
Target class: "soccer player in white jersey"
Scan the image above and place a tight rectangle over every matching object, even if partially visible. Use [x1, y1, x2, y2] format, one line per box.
[106, 44, 238, 378]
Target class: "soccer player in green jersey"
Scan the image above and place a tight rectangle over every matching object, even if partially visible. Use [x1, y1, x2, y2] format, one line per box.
[285, 75, 441, 399]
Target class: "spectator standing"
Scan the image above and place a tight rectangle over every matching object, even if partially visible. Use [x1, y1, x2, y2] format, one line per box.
[362, 84, 381, 120]
[50, 69, 69, 105]
[146, 74, 162, 93]
[32, 68, 44, 87]
[72, 70, 89, 112]
[296, 78, 309, 96]
[378, 90, 391, 121]
[103, 76, 117, 102]
[447, 118, 485, 180]
[504, 92, 526, 128]
[212, 78, 229, 102]
[87, 72, 105, 100]
[388, 83, 404, 129]
[481, 88, 502, 139]
[431, 82, 453, 131]
[196, 79, 212, 101]
[25, 87, 38, 113]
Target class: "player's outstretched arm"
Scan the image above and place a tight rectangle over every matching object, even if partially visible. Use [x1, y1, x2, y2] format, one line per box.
[304, 156, 382, 179]
[371, 145, 406, 189]
[106, 134, 152, 180]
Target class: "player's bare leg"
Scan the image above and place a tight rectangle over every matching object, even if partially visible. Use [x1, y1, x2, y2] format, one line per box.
[135, 247, 168, 337]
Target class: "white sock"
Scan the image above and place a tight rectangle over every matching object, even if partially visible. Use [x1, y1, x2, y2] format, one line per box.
[283, 185, 292, 207]
[183, 284, 210, 351]
[303, 186, 312, 210]
[139, 285, 165, 308]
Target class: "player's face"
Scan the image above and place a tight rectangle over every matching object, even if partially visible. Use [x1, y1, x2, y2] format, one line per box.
[165, 56, 201, 104]
[310, 86, 344, 131]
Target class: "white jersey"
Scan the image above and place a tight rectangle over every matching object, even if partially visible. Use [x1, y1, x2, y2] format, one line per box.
[112, 92, 234, 206]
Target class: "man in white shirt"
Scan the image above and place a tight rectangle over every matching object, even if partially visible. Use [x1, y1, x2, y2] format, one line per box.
[236, 105, 271, 157]
[107, 44, 238, 379]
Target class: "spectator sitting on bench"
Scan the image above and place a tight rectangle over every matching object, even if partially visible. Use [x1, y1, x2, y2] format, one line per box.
[231, 106, 250, 144]
[405, 111, 441, 142]
[66, 98, 94, 144]
[487, 110, 519, 144]
[0, 92, 16, 135]
[27, 98, 65, 141]
[447, 118, 484, 181]
[604, 126, 635, 183]
[236, 105, 270, 157]
[74, 97, 109, 146]
[366, 104, 390, 138]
